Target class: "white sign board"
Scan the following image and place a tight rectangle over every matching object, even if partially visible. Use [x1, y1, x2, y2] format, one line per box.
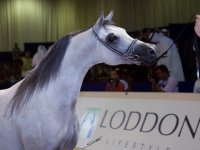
[76, 92, 200, 150]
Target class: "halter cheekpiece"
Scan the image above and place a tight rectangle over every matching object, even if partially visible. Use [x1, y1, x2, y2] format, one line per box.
[92, 26, 138, 62]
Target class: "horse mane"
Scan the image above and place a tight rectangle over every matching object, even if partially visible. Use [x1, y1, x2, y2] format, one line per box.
[9, 20, 114, 115]
[10, 34, 74, 115]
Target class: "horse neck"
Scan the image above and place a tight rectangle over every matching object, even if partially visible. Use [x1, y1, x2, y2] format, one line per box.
[45, 29, 98, 106]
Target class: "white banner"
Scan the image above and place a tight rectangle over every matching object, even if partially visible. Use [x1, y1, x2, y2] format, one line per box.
[76, 92, 200, 150]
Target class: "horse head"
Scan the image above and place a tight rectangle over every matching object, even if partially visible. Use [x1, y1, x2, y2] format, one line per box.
[93, 11, 157, 66]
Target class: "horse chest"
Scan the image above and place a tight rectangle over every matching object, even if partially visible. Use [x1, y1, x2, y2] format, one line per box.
[42, 114, 78, 150]
[16, 104, 78, 150]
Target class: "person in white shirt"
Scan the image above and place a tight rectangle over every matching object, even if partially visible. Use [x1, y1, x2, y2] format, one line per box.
[149, 65, 178, 92]
[32, 45, 48, 68]
[149, 32, 185, 82]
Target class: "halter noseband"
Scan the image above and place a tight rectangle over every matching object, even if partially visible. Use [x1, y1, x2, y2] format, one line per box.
[92, 26, 138, 62]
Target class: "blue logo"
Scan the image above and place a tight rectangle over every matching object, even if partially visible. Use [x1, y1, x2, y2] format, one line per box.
[80, 108, 101, 138]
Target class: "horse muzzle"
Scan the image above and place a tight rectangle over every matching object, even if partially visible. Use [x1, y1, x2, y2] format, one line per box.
[124, 43, 157, 65]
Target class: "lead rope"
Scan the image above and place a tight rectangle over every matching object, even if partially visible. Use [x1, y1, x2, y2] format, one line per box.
[155, 14, 196, 64]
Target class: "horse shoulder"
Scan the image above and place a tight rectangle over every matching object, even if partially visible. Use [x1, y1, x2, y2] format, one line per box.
[14, 96, 78, 149]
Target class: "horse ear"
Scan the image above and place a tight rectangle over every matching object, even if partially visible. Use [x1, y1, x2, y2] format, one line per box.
[105, 10, 113, 21]
[95, 13, 104, 27]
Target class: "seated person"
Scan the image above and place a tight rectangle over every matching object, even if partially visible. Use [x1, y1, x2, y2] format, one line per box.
[149, 65, 178, 92]
[106, 69, 128, 92]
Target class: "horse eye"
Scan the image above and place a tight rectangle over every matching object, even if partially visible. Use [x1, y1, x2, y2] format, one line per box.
[148, 48, 155, 55]
[106, 33, 118, 43]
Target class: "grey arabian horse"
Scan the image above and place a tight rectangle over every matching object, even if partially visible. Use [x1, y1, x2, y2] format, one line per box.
[0, 11, 157, 150]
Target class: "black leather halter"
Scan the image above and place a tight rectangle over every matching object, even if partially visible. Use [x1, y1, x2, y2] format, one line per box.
[92, 26, 138, 62]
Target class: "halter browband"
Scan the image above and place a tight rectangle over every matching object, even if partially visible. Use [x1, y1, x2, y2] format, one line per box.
[92, 26, 138, 62]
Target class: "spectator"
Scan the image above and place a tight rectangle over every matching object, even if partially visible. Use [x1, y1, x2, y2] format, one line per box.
[32, 45, 48, 68]
[0, 63, 10, 83]
[193, 15, 200, 93]
[12, 43, 21, 61]
[149, 31, 185, 82]
[160, 28, 170, 37]
[11, 59, 23, 83]
[141, 28, 152, 42]
[22, 50, 32, 77]
[194, 15, 200, 37]
[149, 65, 178, 92]
[106, 69, 128, 91]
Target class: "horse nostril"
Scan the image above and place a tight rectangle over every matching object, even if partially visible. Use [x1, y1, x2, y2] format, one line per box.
[148, 48, 155, 55]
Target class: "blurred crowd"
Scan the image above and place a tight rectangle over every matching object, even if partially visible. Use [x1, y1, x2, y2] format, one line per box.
[1, 16, 200, 93]
[0, 44, 47, 86]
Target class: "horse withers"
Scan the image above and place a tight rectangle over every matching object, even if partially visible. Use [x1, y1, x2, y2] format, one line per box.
[0, 11, 156, 150]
